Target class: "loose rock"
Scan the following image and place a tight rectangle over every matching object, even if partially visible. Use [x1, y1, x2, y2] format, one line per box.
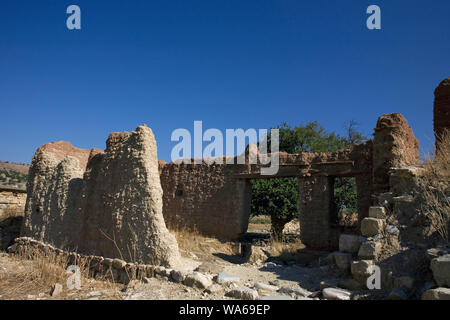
[358, 241, 381, 260]
[339, 234, 365, 254]
[216, 272, 240, 284]
[334, 252, 352, 272]
[361, 218, 385, 237]
[322, 288, 351, 300]
[430, 254, 450, 287]
[50, 283, 63, 297]
[228, 287, 259, 300]
[422, 288, 450, 300]
[183, 272, 212, 289]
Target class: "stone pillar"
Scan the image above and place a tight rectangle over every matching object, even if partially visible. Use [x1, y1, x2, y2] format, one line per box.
[234, 178, 252, 238]
[356, 173, 372, 222]
[298, 176, 339, 250]
[434, 77, 450, 149]
[372, 113, 419, 194]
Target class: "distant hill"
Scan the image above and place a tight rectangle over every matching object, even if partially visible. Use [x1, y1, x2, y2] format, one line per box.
[0, 161, 30, 175]
[0, 161, 30, 190]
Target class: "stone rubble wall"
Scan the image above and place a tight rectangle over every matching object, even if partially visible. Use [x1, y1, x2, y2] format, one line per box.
[0, 189, 26, 220]
[8, 237, 177, 285]
[373, 113, 420, 194]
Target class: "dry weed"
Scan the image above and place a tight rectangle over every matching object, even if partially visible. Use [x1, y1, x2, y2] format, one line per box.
[419, 129, 450, 242]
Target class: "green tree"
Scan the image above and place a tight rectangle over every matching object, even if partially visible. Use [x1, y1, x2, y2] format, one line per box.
[252, 121, 366, 239]
[251, 178, 298, 240]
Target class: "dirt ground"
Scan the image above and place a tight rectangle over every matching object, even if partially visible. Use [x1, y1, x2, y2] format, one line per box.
[0, 218, 332, 300]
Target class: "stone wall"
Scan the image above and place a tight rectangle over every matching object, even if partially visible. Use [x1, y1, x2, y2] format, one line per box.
[21, 126, 180, 267]
[434, 77, 450, 148]
[0, 188, 26, 220]
[373, 113, 420, 194]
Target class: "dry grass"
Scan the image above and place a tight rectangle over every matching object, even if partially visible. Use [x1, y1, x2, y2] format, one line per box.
[0, 247, 122, 300]
[0, 247, 73, 298]
[419, 130, 450, 242]
[169, 225, 238, 259]
[267, 238, 305, 263]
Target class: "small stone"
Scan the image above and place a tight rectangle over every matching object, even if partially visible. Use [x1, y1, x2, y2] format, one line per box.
[112, 258, 126, 270]
[430, 254, 450, 287]
[422, 288, 450, 300]
[216, 272, 240, 284]
[278, 285, 311, 297]
[361, 218, 385, 237]
[244, 245, 269, 265]
[386, 225, 400, 235]
[358, 241, 381, 260]
[50, 283, 63, 297]
[339, 234, 366, 254]
[143, 277, 151, 284]
[195, 262, 224, 274]
[269, 279, 280, 286]
[205, 284, 224, 294]
[388, 288, 408, 300]
[154, 266, 166, 276]
[334, 252, 352, 272]
[351, 260, 374, 282]
[369, 206, 386, 219]
[171, 269, 190, 283]
[103, 258, 113, 267]
[161, 268, 172, 278]
[183, 272, 213, 289]
[254, 283, 279, 292]
[228, 287, 259, 300]
[322, 288, 351, 300]
[263, 262, 279, 268]
[427, 248, 441, 260]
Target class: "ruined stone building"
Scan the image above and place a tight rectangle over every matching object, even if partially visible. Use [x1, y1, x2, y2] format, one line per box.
[19, 78, 449, 265]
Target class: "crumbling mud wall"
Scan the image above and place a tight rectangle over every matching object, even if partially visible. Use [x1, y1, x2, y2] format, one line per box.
[0, 187, 26, 220]
[434, 77, 450, 149]
[21, 126, 180, 267]
[159, 161, 252, 240]
[373, 113, 420, 194]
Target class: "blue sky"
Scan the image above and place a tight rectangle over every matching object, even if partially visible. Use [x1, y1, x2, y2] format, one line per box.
[1, 0, 449, 163]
